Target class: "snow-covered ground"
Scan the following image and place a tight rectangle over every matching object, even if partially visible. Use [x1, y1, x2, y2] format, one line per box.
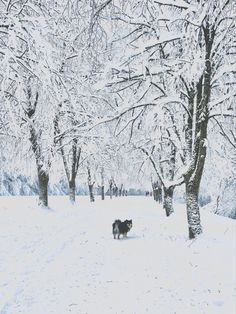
[0, 196, 235, 314]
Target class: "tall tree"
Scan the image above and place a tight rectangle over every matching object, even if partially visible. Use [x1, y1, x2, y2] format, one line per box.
[0, 1, 64, 206]
[97, 0, 235, 236]
[173, 0, 236, 238]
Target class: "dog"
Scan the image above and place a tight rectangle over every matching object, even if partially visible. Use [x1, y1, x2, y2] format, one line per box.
[112, 219, 132, 239]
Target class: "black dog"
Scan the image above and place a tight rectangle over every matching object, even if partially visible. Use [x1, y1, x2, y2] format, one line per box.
[112, 219, 133, 239]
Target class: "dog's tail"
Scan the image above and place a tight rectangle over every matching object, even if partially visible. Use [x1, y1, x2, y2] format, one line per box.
[112, 220, 121, 233]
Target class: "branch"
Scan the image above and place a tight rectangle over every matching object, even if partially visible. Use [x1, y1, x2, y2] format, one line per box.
[87, 96, 184, 131]
[94, 0, 112, 17]
[139, 146, 165, 187]
[154, 0, 189, 9]
[209, 92, 236, 112]
[213, 117, 236, 149]
[209, 113, 236, 119]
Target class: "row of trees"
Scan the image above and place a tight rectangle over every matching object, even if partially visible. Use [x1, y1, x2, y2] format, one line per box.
[0, 0, 235, 239]
[101, 0, 235, 238]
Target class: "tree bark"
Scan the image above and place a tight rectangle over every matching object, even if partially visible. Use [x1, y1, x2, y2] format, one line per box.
[154, 189, 157, 201]
[185, 118, 208, 238]
[157, 188, 162, 203]
[60, 142, 81, 205]
[87, 166, 95, 202]
[30, 127, 50, 208]
[152, 182, 157, 201]
[109, 187, 112, 199]
[37, 166, 49, 207]
[183, 23, 212, 238]
[69, 179, 76, 204]
[109, 179, 113, 199]
[109, 180, 113, 199]
[89, 184, 95, 202]
[114, 185, 118, 197]
[101, 186, 105, 200]
[153, 188, 157, 201]
[163, 186, 174, 216]
[119, 184, 123, 197]
[26, 88, 50, 208]
[185, 181, 202, 239]
[101, 167, 105, 200]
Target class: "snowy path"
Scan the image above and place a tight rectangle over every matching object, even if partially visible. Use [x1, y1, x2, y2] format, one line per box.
[0, 196, 235, 314]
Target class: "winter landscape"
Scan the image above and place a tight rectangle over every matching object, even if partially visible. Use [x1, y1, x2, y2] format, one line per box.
[0, 196, 235, 314]
[0, 0, 235, 314]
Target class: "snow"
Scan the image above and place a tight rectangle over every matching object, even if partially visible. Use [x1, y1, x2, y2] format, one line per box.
[0, 196, 235, 314]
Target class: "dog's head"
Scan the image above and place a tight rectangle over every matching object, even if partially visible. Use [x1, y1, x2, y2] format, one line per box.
[125, 219, 133, 230]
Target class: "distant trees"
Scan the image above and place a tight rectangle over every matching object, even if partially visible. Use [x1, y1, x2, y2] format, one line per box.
[53, 0, 114, 204]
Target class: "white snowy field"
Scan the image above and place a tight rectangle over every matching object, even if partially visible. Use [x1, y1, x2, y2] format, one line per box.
[0, 196, 235, 314]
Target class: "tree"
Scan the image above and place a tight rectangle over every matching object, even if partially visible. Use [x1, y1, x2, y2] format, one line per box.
[0, 1, 66, 206]
[172, 0, 236, 238]
[50, 0, 114, 203]
[97, 0, 235, 237]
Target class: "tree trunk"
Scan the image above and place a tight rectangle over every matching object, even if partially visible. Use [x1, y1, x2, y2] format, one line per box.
[185, 182, 202, 239]
[109, 179, 113, 199]
[157, 188, 162, 203]
[155, 189, 158, 202]
[109, 184, 112, 199]
[109, 186, 112, 199]
[152, 182, 157, 201]
[37, 166, 49, 207]
[69, 179, 76, 204]
[184, 18, 213, 239]
[60, 142, 81, 205]
[89, 184, 95, 202]
[101, 167, 105, 200]
[153, 189, 156, 201]
[113, 185, 118, 197]
[87, 166, 95, 202]
[184, 130, 207, 238]
[30, 125, 50, 208]
[101, 186, 105, 200]
[185, 119, 207, 238]
[163, 186, 174, 216]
